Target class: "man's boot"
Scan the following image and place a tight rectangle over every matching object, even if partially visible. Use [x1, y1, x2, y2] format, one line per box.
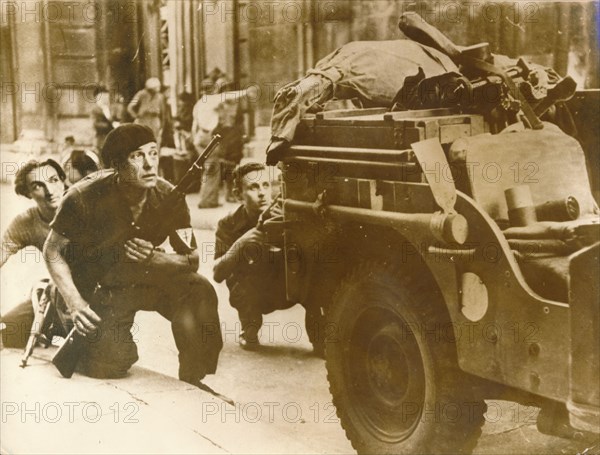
[239, 316, 262, 350]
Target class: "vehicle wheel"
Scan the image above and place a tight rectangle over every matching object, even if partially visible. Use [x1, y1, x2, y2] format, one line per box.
[326, 264, 486, 454]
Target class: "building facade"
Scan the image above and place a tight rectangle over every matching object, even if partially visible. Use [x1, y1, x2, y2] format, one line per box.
[1, 0, 149, 144]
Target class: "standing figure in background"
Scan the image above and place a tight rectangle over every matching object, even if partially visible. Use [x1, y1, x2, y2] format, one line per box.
[91, 86, 120, 155]
[127, 77, 168, 149]
[202, 67, 231, 95]
[157, 85, 176, 183]
[217, 99, 245, 203]
[60, 136, 75, 163]
[174, 92, 195, 133]
[193, 82, 246, 208]
[113, 92, 128, 123]
[192, 89, 223, 208]
[173, 92, 196, 186]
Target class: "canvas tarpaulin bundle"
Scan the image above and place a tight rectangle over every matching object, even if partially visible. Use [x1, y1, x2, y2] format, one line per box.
[267, 40, 458, 161]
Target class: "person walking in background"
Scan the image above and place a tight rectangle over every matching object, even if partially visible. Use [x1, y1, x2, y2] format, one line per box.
[91, 86, 120, 154]
[127, 77, 168, 149]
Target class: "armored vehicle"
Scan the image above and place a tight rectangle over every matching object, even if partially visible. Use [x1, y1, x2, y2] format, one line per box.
[268, 12, 599, 455]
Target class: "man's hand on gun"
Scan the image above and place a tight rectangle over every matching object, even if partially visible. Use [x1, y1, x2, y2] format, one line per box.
[71, 298, 101, 337]
[234, 194, 283, 252]
[237, 228, 267, 248]
[256, 193, 283, 230]
[233, 228, 267, 265]
[268, 199, 283, 218]
[124, 238, 155, 263]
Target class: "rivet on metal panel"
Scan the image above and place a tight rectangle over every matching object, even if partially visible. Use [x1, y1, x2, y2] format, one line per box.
[543, 306, 550, 314]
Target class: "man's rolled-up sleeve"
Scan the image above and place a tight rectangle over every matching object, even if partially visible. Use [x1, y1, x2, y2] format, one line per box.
[1, 218, 26, 264]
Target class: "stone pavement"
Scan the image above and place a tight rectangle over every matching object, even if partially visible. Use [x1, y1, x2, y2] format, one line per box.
[0, 348, 316, 455]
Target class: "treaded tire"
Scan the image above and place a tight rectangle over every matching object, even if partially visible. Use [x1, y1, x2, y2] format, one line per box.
[326, 263, 486, 454]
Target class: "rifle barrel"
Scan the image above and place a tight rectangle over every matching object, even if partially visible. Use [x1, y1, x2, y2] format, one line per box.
[174, 134, 222, 193]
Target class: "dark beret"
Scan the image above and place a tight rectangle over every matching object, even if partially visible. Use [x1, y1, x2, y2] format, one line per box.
[101, 124, 156, 165]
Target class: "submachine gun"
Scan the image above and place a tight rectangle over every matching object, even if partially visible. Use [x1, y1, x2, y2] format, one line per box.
[20, 279, 53, 368]
[52, 134, 222, 378]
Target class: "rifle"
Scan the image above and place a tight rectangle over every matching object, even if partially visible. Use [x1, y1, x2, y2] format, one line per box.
[52, 134, 222, 378]
[20, 279, 53, 368]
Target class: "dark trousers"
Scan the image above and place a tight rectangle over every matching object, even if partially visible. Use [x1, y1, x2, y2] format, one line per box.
[227, 252, 293, 340]
[1, 300, 34, 348]
[228, 268, 323, 348]
[82, 272, 222, 382]
[197, 159, 221, 207]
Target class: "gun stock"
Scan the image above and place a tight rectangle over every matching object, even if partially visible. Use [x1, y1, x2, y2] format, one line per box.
[399, 12, 462, 61]
[52, 327, 84, 378]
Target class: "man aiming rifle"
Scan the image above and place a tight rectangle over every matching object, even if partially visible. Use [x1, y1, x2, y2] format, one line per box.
[43, 124, 223, 387]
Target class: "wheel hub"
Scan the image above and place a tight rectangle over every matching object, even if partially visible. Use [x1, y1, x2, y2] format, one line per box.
[348, 308, 425, 442]
[367, 327, 410, 405]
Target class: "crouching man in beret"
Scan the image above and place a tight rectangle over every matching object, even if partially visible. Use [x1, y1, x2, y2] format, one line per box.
[43, 124, 222, 387]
